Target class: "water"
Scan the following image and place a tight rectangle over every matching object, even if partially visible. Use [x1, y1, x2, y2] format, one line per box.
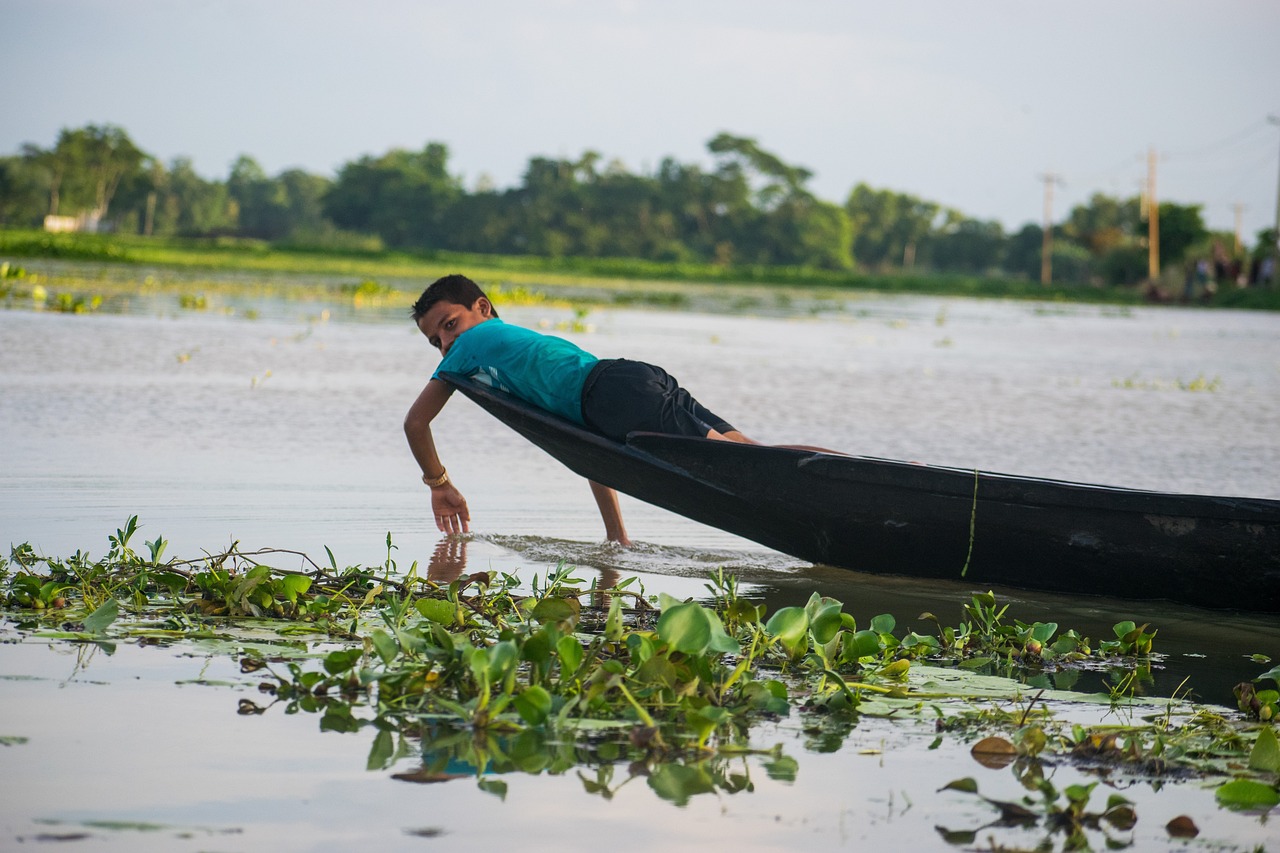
[2, 284, 1279, 849]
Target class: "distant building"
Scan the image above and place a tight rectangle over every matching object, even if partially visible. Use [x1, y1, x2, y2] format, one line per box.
[43, 212, 104, 233]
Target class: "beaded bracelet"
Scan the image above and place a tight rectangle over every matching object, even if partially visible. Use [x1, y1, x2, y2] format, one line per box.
[422, 468, 450, 488]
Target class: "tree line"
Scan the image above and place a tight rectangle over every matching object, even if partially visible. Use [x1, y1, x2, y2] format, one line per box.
[1, 123, 1266, 285]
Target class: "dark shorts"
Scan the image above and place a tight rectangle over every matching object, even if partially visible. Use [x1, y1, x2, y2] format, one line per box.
[581, 359, 734, 442]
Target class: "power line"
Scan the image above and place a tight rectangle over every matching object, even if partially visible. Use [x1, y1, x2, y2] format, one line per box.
[1167, 117, 1273, 159]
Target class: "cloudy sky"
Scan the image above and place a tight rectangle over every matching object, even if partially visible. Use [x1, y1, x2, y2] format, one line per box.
[5, 0, 1278, 240]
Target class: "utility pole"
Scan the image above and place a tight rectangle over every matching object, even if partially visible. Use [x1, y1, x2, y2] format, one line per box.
[1147, 146, 1160, 283]
[1232, 203, 1246, 255]
[1038, 173, 1063, 286]
[1270, 115, 1280, 287]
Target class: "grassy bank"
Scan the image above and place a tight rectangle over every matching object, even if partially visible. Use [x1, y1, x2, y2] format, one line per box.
[3, 228, 1278, 310]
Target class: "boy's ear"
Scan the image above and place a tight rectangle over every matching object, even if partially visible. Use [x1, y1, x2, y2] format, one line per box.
[475, 297, 494, 317]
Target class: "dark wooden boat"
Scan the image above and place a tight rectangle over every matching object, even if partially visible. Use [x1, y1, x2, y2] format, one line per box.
[444, 374, 1280, 613]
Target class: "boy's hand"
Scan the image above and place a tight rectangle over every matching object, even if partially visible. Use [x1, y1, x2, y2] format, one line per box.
[431, 484, 470, 534]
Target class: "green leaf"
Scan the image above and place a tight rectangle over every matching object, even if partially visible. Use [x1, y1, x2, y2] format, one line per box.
[477, 778, 508, 800]
[514, 685, 552, 726]
[1254, 664, 1280, 684]
[764, 606, 806, 638]
[531, 597, 578, 624]
[82, 598, 119, 633]
[806, 597, 845, 645]
[648, 763, 715, 806]
[604, 595, 624, 641]
[370, 629, 399, 666]
[279, 573, 312, 602]
[703, 608, 740, 655]
[940, 777, 979, 794]
[556, 635, 583, 676]
[847, 629, 882, 659]
[1064, 782, 1096, 805]
[762, 754, 799, 783]
[366, 729, 395, 771]
[1215, 778, 1280, 810]
[319, 705, 361, 733]
[635, 653, 678, 687]
[1249, 726, 1280, 773]
[324, 648, 362, 675]
[657, 601, 713, 655]
[415, 598, 455, 625]
[764, 606, 809, 659]
[935, 828, 977, 845]
[626, 632, 655, 666]
[520, 629, 553, 666]
[869, 613, 896, 634]
[484, 641, 519, 680]
[1029, 621, 1058, 643]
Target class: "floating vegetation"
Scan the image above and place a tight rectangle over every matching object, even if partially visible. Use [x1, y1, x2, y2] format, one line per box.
[47, 291, 103, 313]
[554, 306, 593, 333]
[611, 289, 690, 308]
[342, 278, 398, 308]
[1111, 373, 1222, 392]
[2, 520, 1277, 846]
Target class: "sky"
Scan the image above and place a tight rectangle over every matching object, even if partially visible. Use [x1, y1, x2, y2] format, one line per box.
[4, 0, 1279, 241]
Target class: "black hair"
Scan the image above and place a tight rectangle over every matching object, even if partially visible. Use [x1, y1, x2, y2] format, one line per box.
[410, 274, 498, 322]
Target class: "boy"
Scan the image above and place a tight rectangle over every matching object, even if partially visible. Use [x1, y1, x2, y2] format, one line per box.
[404, 274, 760, 546]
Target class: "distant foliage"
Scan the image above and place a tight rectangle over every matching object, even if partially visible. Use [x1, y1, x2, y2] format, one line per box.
[3, 124, 1235, 284]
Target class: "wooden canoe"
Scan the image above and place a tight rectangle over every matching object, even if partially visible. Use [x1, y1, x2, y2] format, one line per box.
[443, 374, 1280, 612]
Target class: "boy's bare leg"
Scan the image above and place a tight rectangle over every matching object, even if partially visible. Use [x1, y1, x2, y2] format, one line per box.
[708, 428, 845, 455]
[589, 480, 631, 546]
[709, 429, 758, 444]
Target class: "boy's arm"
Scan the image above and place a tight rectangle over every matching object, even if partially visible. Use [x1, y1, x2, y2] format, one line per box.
[588, 480, 630, 546]
[405, 378, 470, 534]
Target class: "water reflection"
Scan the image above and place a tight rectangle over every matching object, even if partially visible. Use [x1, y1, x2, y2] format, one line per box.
[429, 535, 624, 596]
[390, 725, 793, 808]
[426, 536, 468, 584]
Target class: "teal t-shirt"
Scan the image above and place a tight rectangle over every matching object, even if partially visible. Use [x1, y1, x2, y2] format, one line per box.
[432, 318, 598, 424]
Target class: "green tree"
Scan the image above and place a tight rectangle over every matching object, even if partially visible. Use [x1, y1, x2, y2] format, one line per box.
[1003, 223, 1043, 280]
[844, 184, 940, 270]
[706, 133, 850, 269]
[324, 143, 461, 248]
[1151, 201, 1207, 268]
[161, 157, 233, 235]
[924, 216, 1006, 274]
[228, 155, 289, 239]
[277, 168, 332, 237]
[0, 155, 49, 227]
[21, 124, 149, 223]
[63, 125, 148, 218]
[707, 132, 812, 210]
[1062, 193, 1139, 257]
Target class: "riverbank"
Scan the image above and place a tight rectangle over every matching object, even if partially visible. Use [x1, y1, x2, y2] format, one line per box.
[4, 228, 1277, 311]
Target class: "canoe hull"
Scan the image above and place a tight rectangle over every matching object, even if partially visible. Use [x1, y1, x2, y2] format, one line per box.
[445, 375, 1280, 612]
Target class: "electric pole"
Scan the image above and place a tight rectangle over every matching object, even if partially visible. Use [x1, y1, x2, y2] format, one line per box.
[1038, 173, 1063, 286]
[1270, 115, 1280, 287]
[1147, 147, 1160, 283]
[1232, 203, 1246, 255]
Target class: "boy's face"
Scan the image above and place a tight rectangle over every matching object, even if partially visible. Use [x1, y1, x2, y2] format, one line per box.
[417, 297, 494, 356]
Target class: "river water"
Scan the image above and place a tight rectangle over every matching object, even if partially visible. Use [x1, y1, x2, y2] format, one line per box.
[1, 282, 1278, 850]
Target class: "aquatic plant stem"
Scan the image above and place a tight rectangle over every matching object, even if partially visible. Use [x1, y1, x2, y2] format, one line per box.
[960, 469, 979, 578]
[616, 682, 657, 728]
